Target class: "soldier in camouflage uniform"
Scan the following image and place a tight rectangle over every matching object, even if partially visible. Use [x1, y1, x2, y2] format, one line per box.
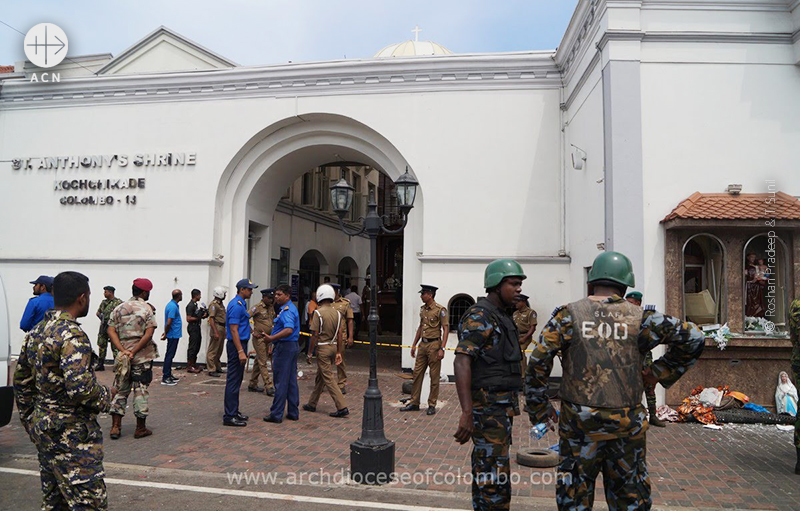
[107, 278, 159, 440]
[95, 285, 122, 371]
[332, 283, 354, 394]
[525, 252, 705, 510]
[454, 259, 527, 511]
[788, 298, 800, 475]
[14, 271, 114, 510]
[626, 291, 666, 428]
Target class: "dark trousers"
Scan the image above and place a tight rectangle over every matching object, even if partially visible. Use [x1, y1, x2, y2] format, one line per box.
[353, 313, 362, 341]
[187, 327, 202, 361]
[224, 338, 249, 421]
[269, 341, 300, 420]
[163, 338, 179, 380]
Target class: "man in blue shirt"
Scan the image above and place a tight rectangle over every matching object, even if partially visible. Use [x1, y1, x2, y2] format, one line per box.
[224, 278, 257, 427]
[20, 275, 54, 332]
[160, 289, 183, 386]
[263, 284, 301, 423]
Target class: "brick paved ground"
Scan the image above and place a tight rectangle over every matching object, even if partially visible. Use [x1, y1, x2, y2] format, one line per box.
[2, 346, 798, 510]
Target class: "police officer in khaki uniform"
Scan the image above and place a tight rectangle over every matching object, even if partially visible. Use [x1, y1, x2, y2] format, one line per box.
[401, 284, 449, 415]
[331, 283, 354, 395]
[512, 294, 538, 376]
[303, 284, 349, 417]
[206, 287, 227, 377]
[248, 288, 276, 396]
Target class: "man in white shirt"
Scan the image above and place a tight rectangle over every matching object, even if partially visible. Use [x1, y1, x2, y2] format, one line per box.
[344, 286, 362, 341]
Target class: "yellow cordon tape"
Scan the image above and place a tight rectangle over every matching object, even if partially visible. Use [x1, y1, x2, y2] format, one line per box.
[300, 330, 535, 352]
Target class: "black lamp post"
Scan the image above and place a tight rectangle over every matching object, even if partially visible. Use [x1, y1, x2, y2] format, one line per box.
[330, 166, 419, 484]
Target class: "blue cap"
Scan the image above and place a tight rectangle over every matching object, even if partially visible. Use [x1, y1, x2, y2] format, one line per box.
[235, 278, 258, 290]
[30, 275, 53, 286]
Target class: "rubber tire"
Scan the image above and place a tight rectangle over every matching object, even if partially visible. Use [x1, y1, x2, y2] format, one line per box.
[402, 380, 413, 395]
[516, 448, 560, 468]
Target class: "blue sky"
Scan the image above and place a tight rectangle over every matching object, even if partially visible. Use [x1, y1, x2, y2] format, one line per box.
[1, 1, 578, 66]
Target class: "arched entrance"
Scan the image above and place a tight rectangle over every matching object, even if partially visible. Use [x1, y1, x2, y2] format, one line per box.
[300, 249, 328, 297]
[338, 256, 359, 290]
[211, 113, 422, 343]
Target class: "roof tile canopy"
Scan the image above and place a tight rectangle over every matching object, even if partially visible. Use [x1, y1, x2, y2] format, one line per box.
[662, 192, 800, 222]
[0, 66, 13, 74]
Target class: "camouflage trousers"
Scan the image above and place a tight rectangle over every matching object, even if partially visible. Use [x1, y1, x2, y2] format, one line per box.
[471, 411, 513, 510]
[557, 434, 651, 511]
[96, 332, 118, 364]
[110, 361, 150, 418]
[643, 351, 656, 410]
[34, 419, 108, 510]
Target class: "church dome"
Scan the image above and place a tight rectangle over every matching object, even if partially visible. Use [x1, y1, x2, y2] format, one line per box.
[374, 40, 453, 58]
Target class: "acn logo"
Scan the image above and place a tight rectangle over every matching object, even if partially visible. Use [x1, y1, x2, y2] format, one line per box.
[24, 23, 68, 69]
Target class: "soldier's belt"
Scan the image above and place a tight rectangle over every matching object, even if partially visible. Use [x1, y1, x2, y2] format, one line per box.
[316, 341, 336, 346]
[420, 338, 440, 343]
[215, 321, 226, 326]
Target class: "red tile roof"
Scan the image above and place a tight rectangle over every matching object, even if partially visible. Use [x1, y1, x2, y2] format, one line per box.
[662, 191, 800, 222]
[0, 66, 14, 74]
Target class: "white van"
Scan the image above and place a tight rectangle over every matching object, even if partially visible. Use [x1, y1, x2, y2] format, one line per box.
[0, 275, 13, 427]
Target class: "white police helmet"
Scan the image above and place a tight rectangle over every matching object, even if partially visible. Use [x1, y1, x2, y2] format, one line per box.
[316, 284, 335, 303]
[213, 286, 227, 299]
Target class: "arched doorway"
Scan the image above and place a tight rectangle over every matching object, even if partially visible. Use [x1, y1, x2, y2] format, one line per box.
[300, 249, 328, 299]
[211, 113, 422, 344]
[682, 234, 726, 326]
[338, 256, 359, 290]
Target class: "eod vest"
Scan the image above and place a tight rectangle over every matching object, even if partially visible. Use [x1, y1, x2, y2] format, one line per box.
[559, 297, 644, 408]
[468, 298, 523, 391]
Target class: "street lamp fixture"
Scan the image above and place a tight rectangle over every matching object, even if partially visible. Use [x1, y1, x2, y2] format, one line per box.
[329, 166, 419, 484]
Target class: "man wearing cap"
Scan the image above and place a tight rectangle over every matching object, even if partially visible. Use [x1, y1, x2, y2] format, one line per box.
[95, 286, 122, 371]
[331, 283, 355, 395]
[303, 284, 348, 417]
[248, 288, 276, 396]
[263, 284, 301, 423]
[207, 287, 227, 377]
[525, 252, 704, 509]
[453, 260, 526, 509]
[223, 279, 256, 427]
[401, 284, 449, 415]
[20, 275, 54, 332]
[626, 291, 666, 428]
[513, 294, 538, 377]
[108, 278, 159, 439]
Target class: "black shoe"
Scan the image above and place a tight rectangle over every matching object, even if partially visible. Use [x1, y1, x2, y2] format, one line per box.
[303, 404, 316, 412]
[330, 408, 349, 418]
[266, 387, 275, 397]
[223, 417, 247, 427]
[95, 364, 105, 372]
[400, 404, 420, 412]
[236, 412, 249, 421]
[341, 387, 348, 395]
[263, 415, 282, 424]
[208, 371, 221, 377]
[426, 406, 437, 416]
[248, 386, 264, 393]
[286, 415, 299, 421]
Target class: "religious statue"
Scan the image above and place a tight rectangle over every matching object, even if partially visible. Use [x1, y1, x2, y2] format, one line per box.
[776, 371, 798, 416]
[745, 252, 766, 318]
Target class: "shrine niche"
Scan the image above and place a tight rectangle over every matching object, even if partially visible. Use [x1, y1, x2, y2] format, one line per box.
[662, 190, 800, 409]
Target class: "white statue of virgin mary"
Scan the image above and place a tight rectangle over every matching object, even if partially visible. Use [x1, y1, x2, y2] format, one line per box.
[775, 371, 798, 416]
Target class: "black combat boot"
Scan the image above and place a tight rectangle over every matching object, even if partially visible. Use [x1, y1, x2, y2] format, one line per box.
[648, 402, 666, 428]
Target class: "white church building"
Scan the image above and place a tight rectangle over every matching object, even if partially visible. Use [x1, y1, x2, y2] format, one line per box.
[2, 0, 799, 406]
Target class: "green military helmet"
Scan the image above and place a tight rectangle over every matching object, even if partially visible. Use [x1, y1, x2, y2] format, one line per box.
[484, 259, 527, 288]
[587, 251, 635, 288]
